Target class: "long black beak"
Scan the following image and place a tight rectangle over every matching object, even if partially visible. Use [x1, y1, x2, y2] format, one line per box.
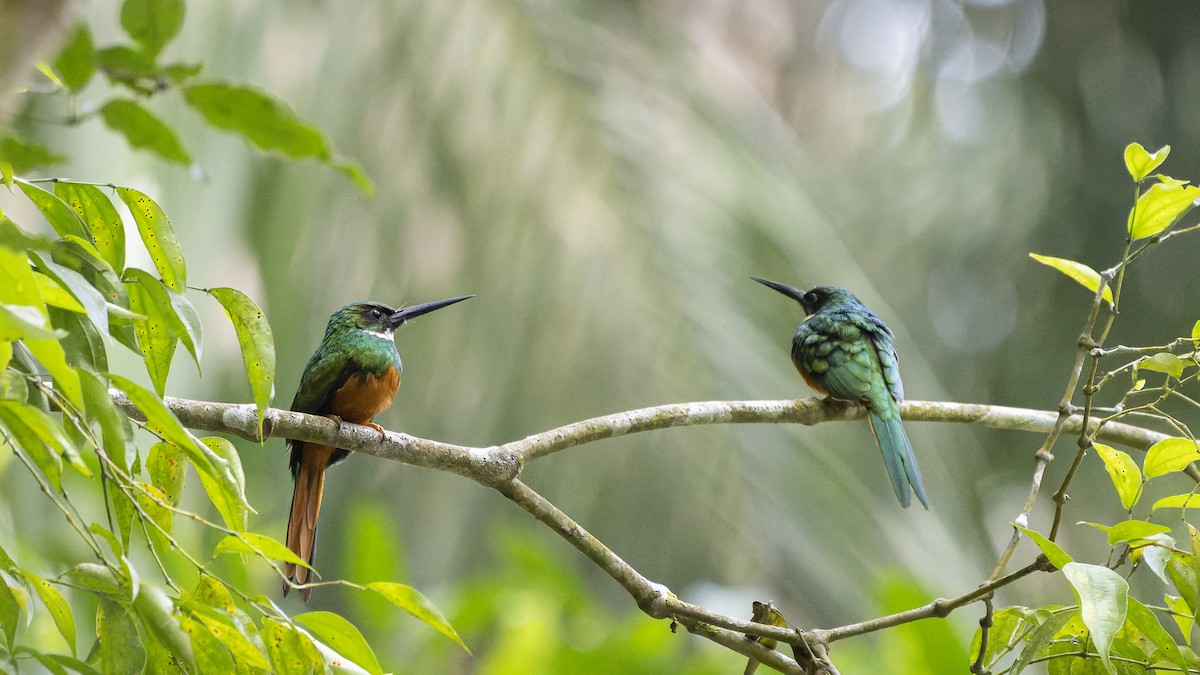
[388, 294, 474, 327]
[751, 277, 807, 304]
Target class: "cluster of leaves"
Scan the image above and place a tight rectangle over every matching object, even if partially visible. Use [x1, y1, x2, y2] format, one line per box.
[975, 144, 1200, 674]
[1, 0, 371, 193]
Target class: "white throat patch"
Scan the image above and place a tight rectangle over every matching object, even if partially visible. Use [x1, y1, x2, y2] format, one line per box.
[363, 328, 395, 341]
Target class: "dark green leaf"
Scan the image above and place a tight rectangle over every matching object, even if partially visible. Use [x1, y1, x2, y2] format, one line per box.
[183, 82, 330, 159]
[1125, 596, 1187, 673]
[115, 188, 186, 292]
[367, 582, 470, 653]
[15, 180, 88, 240]
[1062, 562, 1128, 672]
[120, 0, 185, 57]
[1011, 609, 1075, 675]
[0, 135, 66, 173]
[19, 570, 76, 655]
[53, 24, 96, 91]
[96, 598, 145, 673]
[48, 307, 107, 371]
[100, 100, 191, 165]
[293, 611, 382, 675]
[79, 370, 133, 475]
[196, 438, 250, 531]
[0, 575, 20, 649]
[207, 288, 274, 434]
[1168, 553, 1200, 615]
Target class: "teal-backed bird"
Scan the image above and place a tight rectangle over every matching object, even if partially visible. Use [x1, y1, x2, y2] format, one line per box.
[752, 278, 928, 509]
[285, 295, 473, 600]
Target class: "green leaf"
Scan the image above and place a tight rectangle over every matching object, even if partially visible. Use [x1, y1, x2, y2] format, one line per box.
[1145, 437, 1200, 478]
[132, 584, 194, 671]
[48, 307, 107, 372]
[1028, 253, 1114, 306]
[100, 100, 191, 165]
[33, 272, 85, 313]
[1093, 443, 1142, 510]
[53, 24, 96, 92]
[196, 437, 251, 531]
[1124, 143, 1169, 182]
[1167, 553, 1200, 614]
[125, 271, 178, 396]
[96, 45, 158, 88]
[180, 602, 269, 671]
[1011, 609, 1075, 675]
[183, 82, 330, 159]
[1137, 533, 1175, 585]
[1125, 596, 1188, 673]
[207, 288, 274, 434]
[120, 0, 185, 57]
[293, 611, 382, 675]
[15, 180, 89, 240]
[261, 618, 323, 675]
[366, 582, 470, 653]
[1129, 180, 1200, 240]
[0, 135, 66, 173]
[0, 574, 21, 649]
[1151, 493, 1200, 511]
[0, 400, 90, 489]
[19, 570, 76, 655]
[126, 268, 201, 372]
[0, 303, 64, 341]
[1164, 595, 1194, 641]
[1062, 562, 1128, 673]
[79, 370, 133, 475]
[178, 614, 236, 675]
[1082, 519, 1171, 546]
[1192, 319, 1200, 340]
[165, 286, 202, 368]
[1139, 352, 1185, 380]
[212, 532, 309, 569]
[96, 598, 145, 673]
[54, 182, 126, 273]
[146, 442, 185, 506]
[115, 187, 186, 292]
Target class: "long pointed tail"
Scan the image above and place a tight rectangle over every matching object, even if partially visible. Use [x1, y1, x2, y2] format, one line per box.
[867, 412, 928, 509]
[284, 444, 332, 601]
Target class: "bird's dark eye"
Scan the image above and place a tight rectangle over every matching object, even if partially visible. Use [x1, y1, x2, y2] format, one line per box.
[370, 308, 383, 319]
[804, 292, 820, 306]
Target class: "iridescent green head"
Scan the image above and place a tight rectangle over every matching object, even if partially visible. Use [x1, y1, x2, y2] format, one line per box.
[751, 277, 862, 315]
[325, 295, 474, 340]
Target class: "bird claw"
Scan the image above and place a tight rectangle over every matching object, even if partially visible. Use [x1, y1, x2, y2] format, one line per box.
[365, 422, 387, 438]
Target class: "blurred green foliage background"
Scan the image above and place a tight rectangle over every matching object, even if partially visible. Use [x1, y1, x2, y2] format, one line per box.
[4, 0, 1200, 671]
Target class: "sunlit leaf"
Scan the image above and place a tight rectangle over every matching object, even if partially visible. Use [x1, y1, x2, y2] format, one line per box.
[213, 532, 309, 569]
[1151, 493, 1200, 511]
[207, 288, 274, 434]
[53, 182, 125, 272]
[293, 611, 383, 675]
[1093, 443, 1142, 510]
[1013, 522, 1072, 572]
[181, 602, 269, 671]
[19, 570, 76, 655]
[120, 0, 185, 57]
[1128, 181, 1200, 240]
[1138, 352, 1185, 379]
[196, 437, 251, 531]
[125, 271, 177, 395]
[1126, 596, 1187, 672]
[146, 442, 185, 506]
[100, 100, 192, 165]
[15, 180, 88, 240]
[1124, 143, 1169, 182]
[0, 400, 88, 489]
[1061, 562, 1128, 672]
[33, 272, 85, 313]
[53, 23, 95, 92]
[1082, 519, 1170, 546]
[1168, 553, 1199, 615]
[1028, 253, 1114, 306]
[261, 618, 323, 675]
[366, 582, 470, 653]
[179, 614, 236, 674]
[1145, 437, 1200, 478]
[1165, 595, 1194, 641]
[115, 187, 186, 292]
[0, 303, 64, 341]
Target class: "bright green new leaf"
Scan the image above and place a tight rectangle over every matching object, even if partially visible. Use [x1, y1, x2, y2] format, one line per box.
[15, 180, 89, 240]
[33, 273, 85, 313]
[126, 272, 178, 396]
[1128, 180, 1200, 240]
[100, 100, 192, 165]
[184, 82, 329, 158]
[1165, 595, 1194, 640]
[1061, 562, 1128, 673]
[54, 182, 126, 272]
[97, 598, 145, 672]
[367, 582, 470, 653]
[213, 532, 309, 569]
[1144, 437, 1200, 478]
[208, 288, 274, 434]
[261, 618, 323, 675]
[19, 570, 76, 655]
[196, 437, 252, 531]
[1093, 443, 1142, 510]
[293, 611, 383, 675]
[53, 24, 95, 92]
[1028, 253, 1114, 306]
[1138, 352, 1185, 379]
[1014, 523, 1072, 569]
[1126, 596, 1188, 672]
[1151, 493, 1200, 511]
[1010, 609, 1075, 675]
[1083, 519, 1171, 546]
[0, 303, 64, 341]
[120, 0, 185, 57]
[1192, 319, 1200, 340]
[1124, 143, 1169, 182]
[115, 187, 186, 292]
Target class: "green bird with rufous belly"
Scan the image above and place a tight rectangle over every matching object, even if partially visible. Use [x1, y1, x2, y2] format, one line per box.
[284, 295, 472, 601]
[753, 278, 928, 509]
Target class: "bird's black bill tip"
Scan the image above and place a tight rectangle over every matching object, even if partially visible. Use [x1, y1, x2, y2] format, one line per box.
[388, 294, 474, 326]
[751, 276, 807, 303]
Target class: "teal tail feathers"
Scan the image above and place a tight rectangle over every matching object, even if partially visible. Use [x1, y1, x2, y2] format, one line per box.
[867, 411, 928, 509]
